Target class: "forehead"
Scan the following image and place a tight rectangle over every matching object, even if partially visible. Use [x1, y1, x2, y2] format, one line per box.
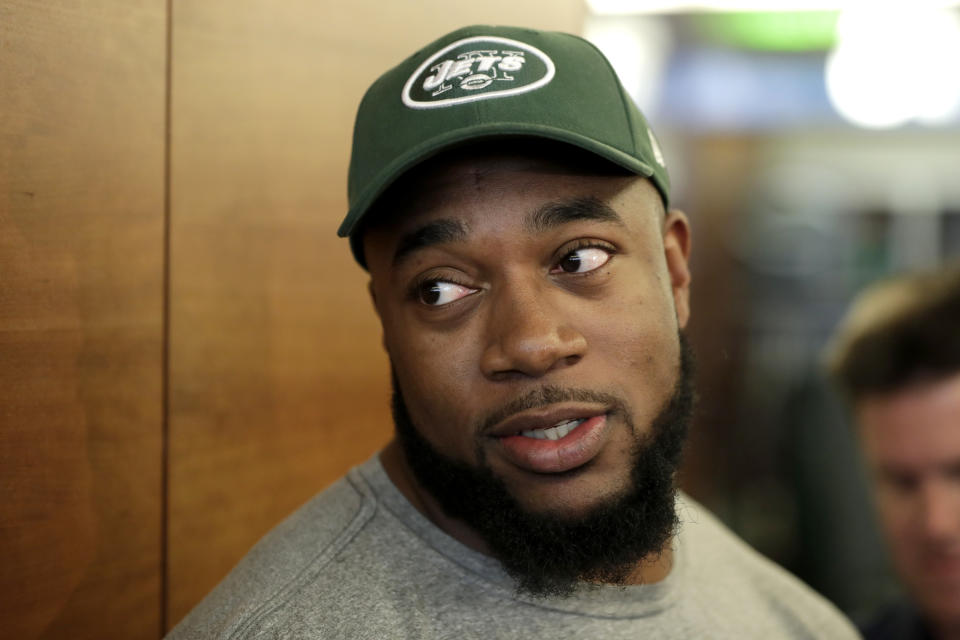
[360, 144, 662, 266]
[858, 372, 960, 467]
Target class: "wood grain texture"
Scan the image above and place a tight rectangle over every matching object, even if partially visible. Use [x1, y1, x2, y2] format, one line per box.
[165, 0, 585, 627]
[0, 2, 166, 638]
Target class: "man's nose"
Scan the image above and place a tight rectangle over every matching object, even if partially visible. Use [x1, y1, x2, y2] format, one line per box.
[479, 279, 587, 381]
[917, 480, 960, 542]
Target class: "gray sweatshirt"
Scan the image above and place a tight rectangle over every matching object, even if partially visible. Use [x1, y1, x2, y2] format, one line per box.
[167, 454, 861, 639]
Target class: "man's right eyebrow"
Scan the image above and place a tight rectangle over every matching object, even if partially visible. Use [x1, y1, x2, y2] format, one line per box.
[392, 218, 468, 267]
[525, 196, 627, 233]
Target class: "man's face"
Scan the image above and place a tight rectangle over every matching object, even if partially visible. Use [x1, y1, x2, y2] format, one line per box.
[858, 372, 960, 626]
[364, 149, 691, 521]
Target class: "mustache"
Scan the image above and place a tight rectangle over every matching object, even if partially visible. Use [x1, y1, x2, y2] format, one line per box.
[476, 385, 631, 435]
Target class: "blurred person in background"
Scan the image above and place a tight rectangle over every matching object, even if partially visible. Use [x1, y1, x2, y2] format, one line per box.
[828, 261, 960, 640]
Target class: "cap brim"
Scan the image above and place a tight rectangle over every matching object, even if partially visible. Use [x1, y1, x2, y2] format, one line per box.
[337, 123, 658, 240]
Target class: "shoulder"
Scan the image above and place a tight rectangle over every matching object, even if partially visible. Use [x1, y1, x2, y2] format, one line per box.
[165, 467, 379, 640]
[675, 493, 861, 639]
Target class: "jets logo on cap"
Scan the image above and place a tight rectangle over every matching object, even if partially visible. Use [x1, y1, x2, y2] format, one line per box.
[402, 36, 555, 109]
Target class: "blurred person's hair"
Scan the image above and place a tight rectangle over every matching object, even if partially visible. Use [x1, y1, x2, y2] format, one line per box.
[825, 260, 960, 402]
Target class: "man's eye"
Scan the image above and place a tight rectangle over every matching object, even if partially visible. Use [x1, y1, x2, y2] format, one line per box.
[417, 280, 476, 306]
[881, 472, 919, 494]
[554, 247, 611, 274]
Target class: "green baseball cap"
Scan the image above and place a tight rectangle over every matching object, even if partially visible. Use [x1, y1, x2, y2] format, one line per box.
[340, 24, 670, 267]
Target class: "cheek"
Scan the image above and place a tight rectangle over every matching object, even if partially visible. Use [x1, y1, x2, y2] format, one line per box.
[876, 494, 917, 547]
[385, 322, 481, 443]
[390, 325, 478, 383]
[578, 299, 680, 434]
[587, 285, 678, 372]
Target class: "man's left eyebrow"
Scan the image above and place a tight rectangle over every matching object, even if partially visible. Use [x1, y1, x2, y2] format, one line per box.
[525, 196, 626, 233]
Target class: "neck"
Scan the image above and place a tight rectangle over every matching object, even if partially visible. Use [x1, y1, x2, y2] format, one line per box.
[379, 439, 674, 586]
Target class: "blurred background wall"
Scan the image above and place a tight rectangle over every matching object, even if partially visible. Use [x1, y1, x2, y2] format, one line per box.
[2, 1, 959, 637]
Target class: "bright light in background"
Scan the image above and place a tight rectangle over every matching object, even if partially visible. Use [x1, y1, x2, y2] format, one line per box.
[584, 16, 673, 113]
[584, 0, 960, 130]
[825, 8, 960, 128]
[587, 0, 960, 13]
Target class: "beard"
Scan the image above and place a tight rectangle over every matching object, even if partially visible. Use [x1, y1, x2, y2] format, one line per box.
[391, 331, 696, 598]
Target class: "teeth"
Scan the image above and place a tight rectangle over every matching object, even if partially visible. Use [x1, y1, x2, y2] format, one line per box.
[521, 418, 585, 441]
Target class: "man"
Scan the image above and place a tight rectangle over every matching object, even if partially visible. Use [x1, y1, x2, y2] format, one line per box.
[827, 263, 960, 640]
[168, 25, 858, 638]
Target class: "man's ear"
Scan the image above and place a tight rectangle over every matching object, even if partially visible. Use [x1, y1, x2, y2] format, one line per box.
[663, 210, 692, 329]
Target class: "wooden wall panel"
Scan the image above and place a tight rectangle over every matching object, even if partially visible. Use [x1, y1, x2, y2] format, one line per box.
[166, 0, 585, 627]
[0, 2, 166, 639]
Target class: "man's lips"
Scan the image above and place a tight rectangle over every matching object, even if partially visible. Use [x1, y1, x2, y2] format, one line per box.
[487, 404, 611, 474]
[486, 404, 609, 438]
[920, 552, 960, 580]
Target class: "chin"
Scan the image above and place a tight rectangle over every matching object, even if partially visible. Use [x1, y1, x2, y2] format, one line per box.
[920, 587, 960, 625]
[500, 467, 634, 518]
